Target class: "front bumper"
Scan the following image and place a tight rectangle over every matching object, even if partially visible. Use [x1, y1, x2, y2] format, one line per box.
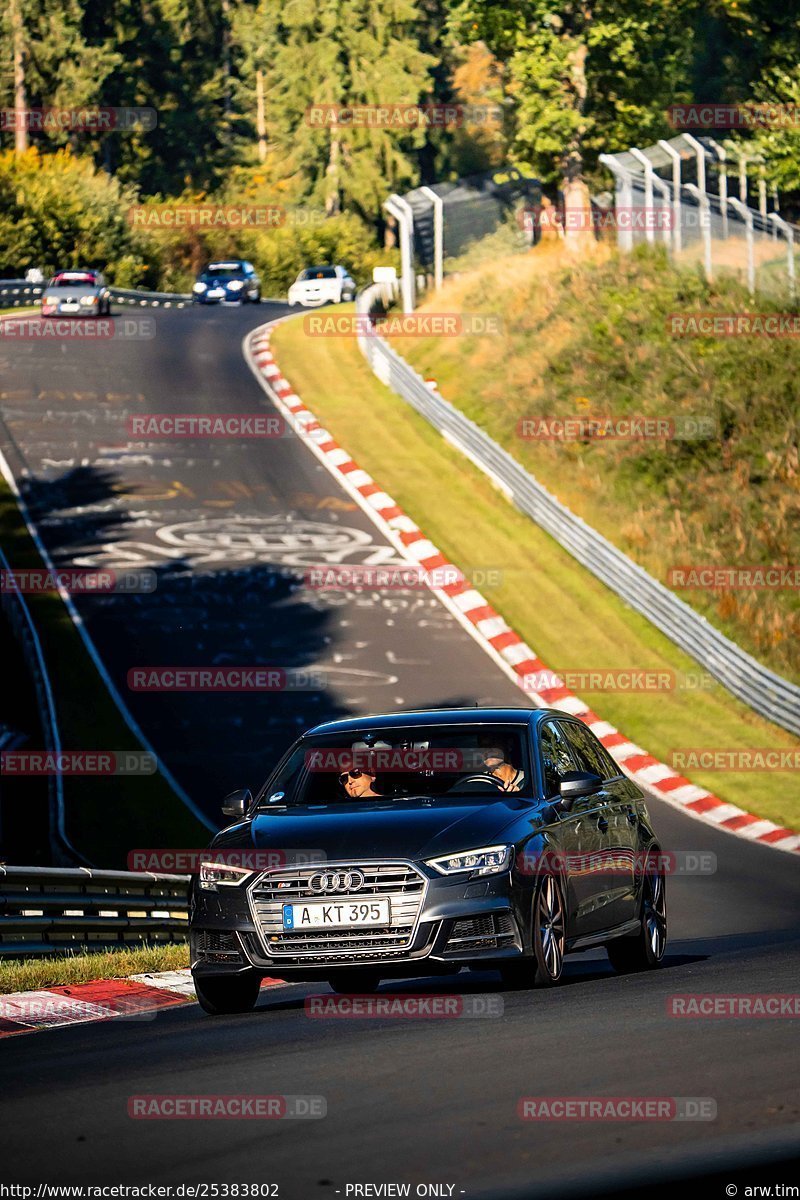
[190, 859, 526, 979]
[42, 302, 100, 316]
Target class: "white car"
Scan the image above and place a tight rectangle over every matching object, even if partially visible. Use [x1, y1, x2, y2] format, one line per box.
[288, 265, 356, 307]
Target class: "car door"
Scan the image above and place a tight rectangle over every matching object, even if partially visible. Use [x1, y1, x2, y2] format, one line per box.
[557, 718, 639, 932]
[535, 718, 594, 940]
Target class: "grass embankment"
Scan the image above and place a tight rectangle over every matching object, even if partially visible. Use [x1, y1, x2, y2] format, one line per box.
[0, 476, 208, 865]
[272, 305, 800, 831]
[0, 944, 189, 995]
[399, 242, 800, 685]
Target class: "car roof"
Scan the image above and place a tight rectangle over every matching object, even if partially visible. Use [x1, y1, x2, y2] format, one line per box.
[305, 706, 551, 737]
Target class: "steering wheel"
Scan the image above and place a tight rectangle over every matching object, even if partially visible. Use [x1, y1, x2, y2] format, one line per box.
[447, 772, 506, 794]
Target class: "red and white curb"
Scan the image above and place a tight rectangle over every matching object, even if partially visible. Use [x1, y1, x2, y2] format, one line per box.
[0, 970, 289, 1038]
[244, 322, 799, 856]
[0, 971, 193, 1038]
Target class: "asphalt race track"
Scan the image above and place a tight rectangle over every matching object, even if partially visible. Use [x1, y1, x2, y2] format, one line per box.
[0, 303, 533, 817]
[1, 305, 799, 1196]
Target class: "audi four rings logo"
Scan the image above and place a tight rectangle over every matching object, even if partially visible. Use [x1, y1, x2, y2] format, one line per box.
[309, 870, 366, 893]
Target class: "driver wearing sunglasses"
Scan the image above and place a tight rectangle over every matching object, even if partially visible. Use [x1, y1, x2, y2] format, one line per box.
[338, 739, 390, 799]
[338, 767, 382, 799]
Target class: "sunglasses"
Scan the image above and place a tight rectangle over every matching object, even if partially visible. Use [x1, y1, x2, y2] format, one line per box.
[338, 769, 365, 784]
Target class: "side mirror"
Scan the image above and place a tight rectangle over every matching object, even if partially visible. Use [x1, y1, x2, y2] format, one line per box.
[221, 788, 252, 819]
[558, 771, 603, 809]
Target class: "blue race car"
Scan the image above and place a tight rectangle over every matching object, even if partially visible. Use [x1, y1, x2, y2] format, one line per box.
[192, 260, 261, 305]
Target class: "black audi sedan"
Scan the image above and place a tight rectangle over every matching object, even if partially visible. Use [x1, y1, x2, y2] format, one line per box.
[189, 707, 667, 1013]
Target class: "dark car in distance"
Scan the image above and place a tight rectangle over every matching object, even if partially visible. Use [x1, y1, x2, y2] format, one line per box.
[189, 707, 667, 1014]
[192, 259, 261, 304]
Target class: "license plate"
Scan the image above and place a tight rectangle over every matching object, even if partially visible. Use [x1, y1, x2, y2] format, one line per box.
[59, 304, 80, 313]
[282, 899, 390, 930]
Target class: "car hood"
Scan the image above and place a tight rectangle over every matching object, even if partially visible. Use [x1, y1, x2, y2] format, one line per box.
[215, 795, 538, 862]
[200, 276, 243, 286]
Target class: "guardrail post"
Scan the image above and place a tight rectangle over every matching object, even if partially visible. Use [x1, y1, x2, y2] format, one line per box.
[629, 148, 655, 246]
[685, 183, 713, 282]
[768, 213, 796, 300]
[657, 140, 683, 255]
[726, 196, 755, 297]
[704, 138, 728, 238]
[385, 194, 416, 313]
[598, 154, 635, 252]
[419, 186, 443, 291]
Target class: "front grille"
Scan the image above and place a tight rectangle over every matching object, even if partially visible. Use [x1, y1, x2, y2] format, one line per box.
[445, 912, 517, 954]
[192, 929, 244, 964]
[249, 861, 427, 962]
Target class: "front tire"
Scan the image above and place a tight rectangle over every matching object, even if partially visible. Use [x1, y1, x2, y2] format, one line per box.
[500, 875, 566, 989]
[606, 863, 667, 973]
[194, 970, 261, 1015]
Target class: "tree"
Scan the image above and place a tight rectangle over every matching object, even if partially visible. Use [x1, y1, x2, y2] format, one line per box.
[446, 0, 697, 186]
[230, 0, 437, 222]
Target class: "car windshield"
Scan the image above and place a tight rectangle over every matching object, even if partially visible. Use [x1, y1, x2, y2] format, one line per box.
[257, 723, 532, 807]
[205, 264, 243, 278]
[50, 273, 97, 287]
[298, 267, 336, 281]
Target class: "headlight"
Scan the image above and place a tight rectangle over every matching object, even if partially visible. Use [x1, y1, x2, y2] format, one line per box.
[227, 279, 244, 290]
[425, 845, 512, 878]
[198, 861, 252, 890]
[80, 295, 96, 306]
[193, 282, 207, 293]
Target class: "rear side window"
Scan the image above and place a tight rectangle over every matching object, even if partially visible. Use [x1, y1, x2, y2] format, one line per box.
[559, 720, 620, 780]
[538, 721, 575, 798]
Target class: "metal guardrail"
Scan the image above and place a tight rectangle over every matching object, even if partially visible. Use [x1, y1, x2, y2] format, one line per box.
[0, 865, 189, 957]
[0, 280, 190, 308]
[0, 281, 44, 307]
[356, 285, 800, 737]
[0, 280, 287, 308]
